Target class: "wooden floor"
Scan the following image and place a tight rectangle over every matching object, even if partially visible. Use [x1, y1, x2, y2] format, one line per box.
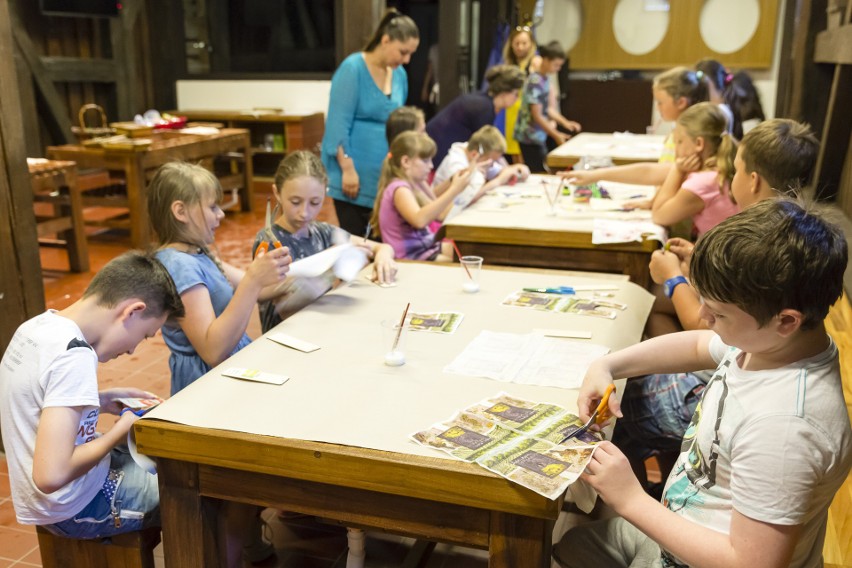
[825, 293, 852, 568]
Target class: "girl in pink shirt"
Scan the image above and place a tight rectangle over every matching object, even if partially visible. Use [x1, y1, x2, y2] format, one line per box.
[651, 102, 739, 237]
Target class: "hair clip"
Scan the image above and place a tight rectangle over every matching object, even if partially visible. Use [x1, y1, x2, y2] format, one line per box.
[387, 151, 393, 159]
[695, 70, 704, 80]
[725, 73, 734, 85]
[515, 25, 531, 32]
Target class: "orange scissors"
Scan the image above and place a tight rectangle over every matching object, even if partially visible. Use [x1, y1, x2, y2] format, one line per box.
[560, 384, 615, 443]
[255, 198, 282, 255]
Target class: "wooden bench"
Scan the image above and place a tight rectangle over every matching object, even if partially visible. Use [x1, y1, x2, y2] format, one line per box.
[36, 525, 161, 568]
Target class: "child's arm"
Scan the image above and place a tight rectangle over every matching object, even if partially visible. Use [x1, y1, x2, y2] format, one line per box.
[179, 247, 291, 366]
[33, 406, 138, 494]
[529, 103, 568, 146]
[394, 169, 473, 229]
[563, 162, 672, 187]
[547, 86, 582, 134]
[648, 250, 706, 331]
[651, 163, 705, 227]
[583, 442, 800, 568]
[578, 330, 716, 422]
[351, 236, 397, 284]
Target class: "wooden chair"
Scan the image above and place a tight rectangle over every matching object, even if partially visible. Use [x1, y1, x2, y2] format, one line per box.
[27, 159, 89, 272]
[36, 525, 161, 568]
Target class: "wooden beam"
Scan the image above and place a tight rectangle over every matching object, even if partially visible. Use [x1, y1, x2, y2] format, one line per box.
[815, 24, 852, 63]
[10, 10, 73, 144]
[41, 57, 118, 82]
[0, 0, 46, 353]
[814, 65, 852, 200]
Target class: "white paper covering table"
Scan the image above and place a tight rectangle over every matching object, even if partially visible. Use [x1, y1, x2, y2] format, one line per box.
[546, 132, 666, 170]
[440, 175, 664, 289]
[135, 262, 653, 567]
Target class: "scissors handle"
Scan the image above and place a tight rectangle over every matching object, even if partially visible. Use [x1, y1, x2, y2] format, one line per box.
[256, 240, 281, 255]
[593, 384, 616, 425]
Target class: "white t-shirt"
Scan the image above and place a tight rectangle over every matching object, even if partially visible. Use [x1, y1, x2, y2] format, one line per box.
[0, 310, 109, 524]
[661, 334, 852, 567]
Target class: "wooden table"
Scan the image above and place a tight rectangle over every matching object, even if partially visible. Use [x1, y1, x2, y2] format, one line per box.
[135, 263, 654, 567]
[173, 110, 324, 193]
[546, 132, 666, 170]
[47, 129, 251, 248]
[27, 159, 88, 272]
[441, 176, 664, 289]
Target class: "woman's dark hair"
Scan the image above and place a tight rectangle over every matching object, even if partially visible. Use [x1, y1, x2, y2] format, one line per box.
[364, 9, 419, 52]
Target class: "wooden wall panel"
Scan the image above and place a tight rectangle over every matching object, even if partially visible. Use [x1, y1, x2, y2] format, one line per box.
[569, 0, 778, 70]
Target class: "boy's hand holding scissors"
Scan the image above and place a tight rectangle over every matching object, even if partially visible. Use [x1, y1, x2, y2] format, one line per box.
[577, 360, 623, 428]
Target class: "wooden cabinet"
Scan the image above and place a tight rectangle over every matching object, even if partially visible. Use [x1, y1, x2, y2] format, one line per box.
[174, 111, 325, 193]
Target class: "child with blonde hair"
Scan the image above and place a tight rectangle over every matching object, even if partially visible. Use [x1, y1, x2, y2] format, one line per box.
[386, 105, 426, 145]
[433, 125, 530, 206]
[651, 102, 739, 237]
[566, 67, 709, 187]
[253, 150, 397, 332]
[371, 131, 472, 260]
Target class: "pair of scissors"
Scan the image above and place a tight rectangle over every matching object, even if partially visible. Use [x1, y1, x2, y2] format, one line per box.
[560, 384, 615, 444]
[523, 286, 575, 295]
[255, 198, 282, 255]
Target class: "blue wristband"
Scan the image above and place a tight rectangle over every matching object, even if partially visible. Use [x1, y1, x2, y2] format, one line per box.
[664, 275, 689, 298]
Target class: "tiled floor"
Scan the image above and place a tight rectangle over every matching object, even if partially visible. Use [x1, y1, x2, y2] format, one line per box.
[0, 194, 494, 567]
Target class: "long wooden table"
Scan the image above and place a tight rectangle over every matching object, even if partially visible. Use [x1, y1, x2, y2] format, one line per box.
[546, 132, 665, 170]
[135, 263, 654, 567]
[441, 176, 664, 289]
[47, 128, 251, 248]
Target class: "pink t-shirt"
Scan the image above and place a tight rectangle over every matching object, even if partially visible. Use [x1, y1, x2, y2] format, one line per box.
[378, 179, 441, 260]
[682, 170, 739, 236]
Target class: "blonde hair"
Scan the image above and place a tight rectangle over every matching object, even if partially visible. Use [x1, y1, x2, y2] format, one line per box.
[653, 66, 710, 107]
[502, 28, 537, 73]
[677, 102, 738, 193]
[468, 125, 507, 155]
[370, 131, 437, 238]
[147, 162, 223, 248]
[386, 106, 425, 145]
[274, 150, 328, 191]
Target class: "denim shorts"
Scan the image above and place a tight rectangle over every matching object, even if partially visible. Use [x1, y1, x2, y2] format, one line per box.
[611, 372, 708, 462]
[42, 445, 160, 540]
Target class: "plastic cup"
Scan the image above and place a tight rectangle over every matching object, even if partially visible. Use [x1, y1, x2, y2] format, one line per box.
[460, 255, 483, 293]
[381, 319, 407, 366]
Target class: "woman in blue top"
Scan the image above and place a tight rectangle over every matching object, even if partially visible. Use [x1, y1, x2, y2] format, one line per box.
[321, 9, 419, 237]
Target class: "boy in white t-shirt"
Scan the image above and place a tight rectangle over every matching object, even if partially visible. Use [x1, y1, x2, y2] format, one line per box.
[0, 251, 183, 539]
[433, 125, 530, 217]
[554, 198, 851, 568]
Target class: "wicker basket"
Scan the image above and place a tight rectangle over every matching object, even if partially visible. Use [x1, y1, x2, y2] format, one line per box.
[71, 104, 116, 142]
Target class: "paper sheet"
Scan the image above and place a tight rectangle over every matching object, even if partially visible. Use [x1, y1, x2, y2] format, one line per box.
[443, 331, 610, 388]
[287, 244, 368, 281]
[592, 218, 667, 245]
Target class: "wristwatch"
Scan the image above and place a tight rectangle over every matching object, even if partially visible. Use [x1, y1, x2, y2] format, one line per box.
[663, 275, 689, 298]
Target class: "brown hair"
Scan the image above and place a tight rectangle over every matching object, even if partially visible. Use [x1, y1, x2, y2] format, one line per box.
[84, 251, 184, 319]
[370, 131, 436, 238]
[653, 66, 710, 108]
[739, 119, 818, 196]
[677, 102, 738, 193]
[386, 106, 425, 145]
[690, 198, 847, 329]
[364, 9, 419, 52]
[274, 150, 328, 191]
[484, 64, 526, 97]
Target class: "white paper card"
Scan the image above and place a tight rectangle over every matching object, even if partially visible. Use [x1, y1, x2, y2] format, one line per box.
[221, 367, 289, 385]
[533, 328, 593, 339]
[267, 333, 320, 353]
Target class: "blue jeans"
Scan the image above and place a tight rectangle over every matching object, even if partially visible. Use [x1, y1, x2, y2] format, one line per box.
[42, 445, 159, 539]
[612, 372, 707, 465]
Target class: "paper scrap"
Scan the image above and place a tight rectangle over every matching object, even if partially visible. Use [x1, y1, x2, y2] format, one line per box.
[221, 367, 289, 385]
[267, 333, 320, 353]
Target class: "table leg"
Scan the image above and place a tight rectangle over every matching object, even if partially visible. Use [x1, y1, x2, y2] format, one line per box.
[488, 512, 552, 568]
[61, 169, 89, 273]
[157, 460, 219, 567]
[124, 160, 150, 249]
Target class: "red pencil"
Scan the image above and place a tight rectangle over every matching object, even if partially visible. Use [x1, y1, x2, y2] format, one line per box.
[451, 240, 472, 279]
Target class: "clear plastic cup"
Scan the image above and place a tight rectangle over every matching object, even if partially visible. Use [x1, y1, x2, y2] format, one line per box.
[460, 256, 483, 293]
